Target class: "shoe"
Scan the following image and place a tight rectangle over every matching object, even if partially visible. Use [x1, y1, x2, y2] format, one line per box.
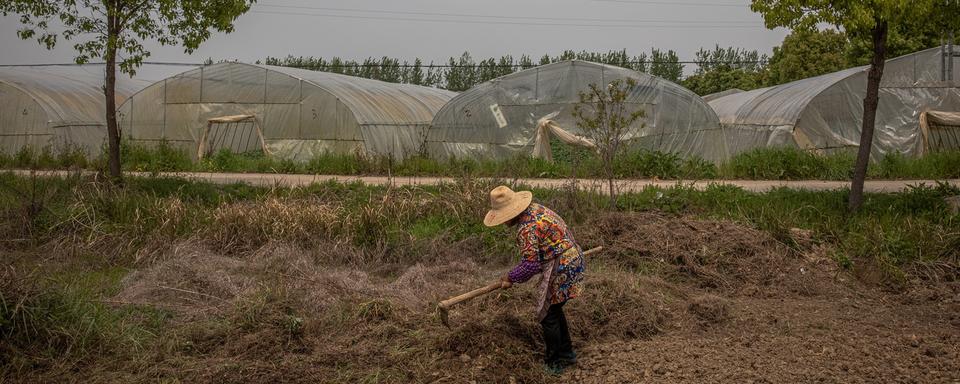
[557, 351, 577, 367]
[557, 357, 577, 368]
[543, 363, 565, 375]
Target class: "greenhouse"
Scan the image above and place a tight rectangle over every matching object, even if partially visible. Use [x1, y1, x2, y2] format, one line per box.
[708, 46, 960, 158]
[0, 64, 183, 156]
[118, 62, 456, 161]
[425, 60, 727, 163]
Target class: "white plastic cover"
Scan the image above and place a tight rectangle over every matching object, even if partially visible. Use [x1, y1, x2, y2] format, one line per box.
[425, 60, 726, 163]
[0, 64, 187, 155]
[118, 62, 456, 161]
[708, 46, 960, 159]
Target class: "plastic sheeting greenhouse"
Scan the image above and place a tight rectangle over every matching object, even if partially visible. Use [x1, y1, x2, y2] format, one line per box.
[709, 46, 960, 158]
[0, 64, 183, 155]
[425, 60, 727, 162]
[118, 62, 456, 161]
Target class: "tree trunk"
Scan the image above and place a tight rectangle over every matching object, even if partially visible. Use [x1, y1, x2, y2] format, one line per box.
[104, 10, 122, 182]
[607, 175, 616, 210]
[605, 152, 616, 209]
[848, 20, 888, 211]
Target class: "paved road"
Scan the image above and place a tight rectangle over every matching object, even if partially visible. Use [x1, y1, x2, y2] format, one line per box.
[9, 169, 959, 193]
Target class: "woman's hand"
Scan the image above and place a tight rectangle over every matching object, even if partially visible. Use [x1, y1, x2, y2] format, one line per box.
[500, 275, 513, 289]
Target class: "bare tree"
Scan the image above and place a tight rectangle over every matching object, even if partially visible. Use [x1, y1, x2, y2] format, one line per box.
[573, 78, 645, 209]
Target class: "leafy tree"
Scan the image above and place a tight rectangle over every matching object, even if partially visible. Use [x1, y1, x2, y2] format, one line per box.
[767, 29, 848, 85]
[846, 19, 948, 66]
[751, 0, 960, 211]
[1, 0, 255, 182]
[424, 61, 444, 88]
[264, 48, 679, 90]
[573, 78, 645, 209]
[682, 45, 768, 95]
[683, 67, 765, 96]
[649, 48, 683, 83]
[518, 54, 535, 70]
[408, 58, 425, 85]
[539, 54, 552, 66]
[445, 52, 478, 91]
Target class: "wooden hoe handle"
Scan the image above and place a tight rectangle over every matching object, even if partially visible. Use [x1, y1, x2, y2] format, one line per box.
[438, 246, 603, 310]
[438, 281, 503, 309]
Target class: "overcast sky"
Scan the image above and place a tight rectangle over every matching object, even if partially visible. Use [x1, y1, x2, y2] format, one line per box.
[0, 0, 788, 73]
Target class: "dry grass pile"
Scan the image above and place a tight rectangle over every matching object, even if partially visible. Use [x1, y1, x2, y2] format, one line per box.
[577, 211, 807, 293]
[567, 274, 675, 340]
[100, 238, 694, 383]
[687, 294, 732, 326]
[114, 243, 258, 314]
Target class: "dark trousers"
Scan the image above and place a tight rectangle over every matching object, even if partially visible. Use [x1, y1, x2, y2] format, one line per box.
[540, 302, 576, 365]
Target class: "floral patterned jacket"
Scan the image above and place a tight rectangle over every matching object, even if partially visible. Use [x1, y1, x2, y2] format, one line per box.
[507, 203, 585, 305]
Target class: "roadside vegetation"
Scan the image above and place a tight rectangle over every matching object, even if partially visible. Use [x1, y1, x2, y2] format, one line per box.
[2, 142, 959, 181]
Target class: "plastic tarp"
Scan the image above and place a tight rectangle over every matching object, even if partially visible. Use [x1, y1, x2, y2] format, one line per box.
[0, 64, 186, 155]
[708, 46, 960, 159]
[426, 60, 726, 163]
[118, 62, 456, 161]
[531, 113, 596, 161]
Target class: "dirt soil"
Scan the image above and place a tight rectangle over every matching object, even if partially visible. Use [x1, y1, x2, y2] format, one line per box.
[7, 211, 960, 383]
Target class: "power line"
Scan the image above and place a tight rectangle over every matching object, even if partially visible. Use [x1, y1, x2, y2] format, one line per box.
[254, 3, 757, 24]
[250, 10, 762, 29]
[592, 0, 749, 6]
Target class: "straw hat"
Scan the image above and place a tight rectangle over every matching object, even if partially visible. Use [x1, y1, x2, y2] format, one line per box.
[483, 186, 533, 227]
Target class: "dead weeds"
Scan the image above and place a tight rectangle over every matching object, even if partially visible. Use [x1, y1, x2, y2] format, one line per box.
[577, 211, 818, 295]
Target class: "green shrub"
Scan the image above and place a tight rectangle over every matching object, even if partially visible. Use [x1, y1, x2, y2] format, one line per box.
[120, 140, 193, 173]
[721, 147, 830, 180]
[549, 137, 595, 168]
[870, 151, 960, 179]
[197, 149, 296, 173]
[54, 144, 90, 169]
[820, 150, 856, 180]
[304, 153, 372, 174]
[394, 155, 446, 176]
[922, 151, 960, 179]
[615, 150, 682, 178]
[11, 147, 31, 167]
[9, 146, 59, 169]
[0, 269, 162, 364]
[682, 156, 719, 179]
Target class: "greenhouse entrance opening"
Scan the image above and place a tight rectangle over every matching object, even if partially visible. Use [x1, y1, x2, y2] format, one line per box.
[197, 114, 270, 159]
[921, 110, 960, 152]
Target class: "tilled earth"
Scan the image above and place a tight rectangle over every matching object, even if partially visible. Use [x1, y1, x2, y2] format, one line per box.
[572, 291, 960, 383]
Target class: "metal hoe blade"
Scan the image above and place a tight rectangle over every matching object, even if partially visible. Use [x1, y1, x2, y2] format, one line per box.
[437, 304, 451, 328]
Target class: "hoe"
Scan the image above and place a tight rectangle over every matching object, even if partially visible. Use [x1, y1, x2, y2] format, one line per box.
[437, 246, 602, 327]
